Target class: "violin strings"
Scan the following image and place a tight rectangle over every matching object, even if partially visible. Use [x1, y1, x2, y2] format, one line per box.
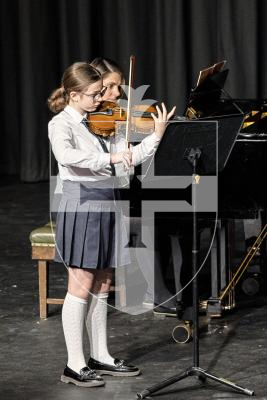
[106, 107, 156, 117]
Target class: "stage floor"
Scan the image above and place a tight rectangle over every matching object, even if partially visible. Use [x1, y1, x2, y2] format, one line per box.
[0, 178, 266, 400]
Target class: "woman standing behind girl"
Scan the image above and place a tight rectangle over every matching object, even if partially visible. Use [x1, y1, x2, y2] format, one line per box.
[48, 61, 175, 388]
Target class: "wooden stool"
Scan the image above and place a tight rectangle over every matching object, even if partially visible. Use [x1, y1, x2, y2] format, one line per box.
[30, 222, 126, 319]
[30, 222, 63, 319]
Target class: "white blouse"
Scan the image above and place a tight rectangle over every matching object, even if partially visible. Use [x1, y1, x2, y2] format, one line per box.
[48, 105, 161, 182]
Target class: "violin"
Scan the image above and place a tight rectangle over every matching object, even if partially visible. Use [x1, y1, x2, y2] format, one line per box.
[87, 101, 157, 137]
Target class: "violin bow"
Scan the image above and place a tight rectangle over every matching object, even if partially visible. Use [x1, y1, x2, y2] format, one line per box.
[125, 55, 136, 148]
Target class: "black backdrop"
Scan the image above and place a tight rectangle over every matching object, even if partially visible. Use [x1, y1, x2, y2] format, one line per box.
[1, 0, 267, 182]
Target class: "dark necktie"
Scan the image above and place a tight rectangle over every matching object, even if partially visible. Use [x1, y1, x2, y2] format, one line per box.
[81, 118, 116, 176]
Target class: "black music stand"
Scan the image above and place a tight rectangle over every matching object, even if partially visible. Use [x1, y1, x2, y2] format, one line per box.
[137, 118, 254, 399]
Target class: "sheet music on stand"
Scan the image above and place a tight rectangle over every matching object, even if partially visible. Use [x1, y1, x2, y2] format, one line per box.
[195, 60, 226, 88]
[185, 60, 243, 119]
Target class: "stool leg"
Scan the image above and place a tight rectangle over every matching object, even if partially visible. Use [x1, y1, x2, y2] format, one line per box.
[38, 260, 48, 319]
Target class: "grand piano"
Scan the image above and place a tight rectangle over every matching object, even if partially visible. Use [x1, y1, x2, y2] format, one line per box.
[124, 63, 267, 321]
[206, 98, 267, 315]
[180, 65, 267, 316]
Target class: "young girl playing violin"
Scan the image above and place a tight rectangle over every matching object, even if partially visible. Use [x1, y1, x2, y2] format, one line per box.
[48, 61, 175, 387]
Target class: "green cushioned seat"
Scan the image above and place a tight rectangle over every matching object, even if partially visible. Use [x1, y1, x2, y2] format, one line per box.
[30, 222, 56, 246]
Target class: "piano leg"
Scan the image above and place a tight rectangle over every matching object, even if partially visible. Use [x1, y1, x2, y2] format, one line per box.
[170, 232, 193, 343]
[208, 219, 235, 317]
[169, 234, 183, 303]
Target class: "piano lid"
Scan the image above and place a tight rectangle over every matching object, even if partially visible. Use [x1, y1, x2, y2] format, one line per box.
[185, 61, 242, 119]
[194, 60, 227, 92]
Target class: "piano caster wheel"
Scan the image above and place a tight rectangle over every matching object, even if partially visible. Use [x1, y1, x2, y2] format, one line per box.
[172, 321, 192, 344]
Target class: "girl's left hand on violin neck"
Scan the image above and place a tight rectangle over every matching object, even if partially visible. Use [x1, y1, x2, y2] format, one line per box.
[151, 103, 176, 139]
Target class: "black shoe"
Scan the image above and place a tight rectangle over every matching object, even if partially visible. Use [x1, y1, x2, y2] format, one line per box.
[61, 365, 105, 387]
[88, 357, 140, 377]
[153, 305, 177, 317]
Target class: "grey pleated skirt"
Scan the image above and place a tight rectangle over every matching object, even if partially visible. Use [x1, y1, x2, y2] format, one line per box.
[54, 180, 131, 269]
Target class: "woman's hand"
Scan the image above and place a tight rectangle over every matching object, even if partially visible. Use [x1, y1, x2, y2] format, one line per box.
[151, 103, 176, 139]
[110, 150, 132, 169]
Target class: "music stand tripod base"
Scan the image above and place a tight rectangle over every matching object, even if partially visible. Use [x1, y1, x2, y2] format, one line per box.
[137, 133, 254, 399]
[136, 366, 254, 399]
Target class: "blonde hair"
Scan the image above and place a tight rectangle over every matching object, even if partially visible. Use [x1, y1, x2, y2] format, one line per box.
[47, 62, 101, 113]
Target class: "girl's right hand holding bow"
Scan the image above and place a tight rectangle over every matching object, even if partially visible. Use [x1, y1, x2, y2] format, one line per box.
[111, 150, 132, 169]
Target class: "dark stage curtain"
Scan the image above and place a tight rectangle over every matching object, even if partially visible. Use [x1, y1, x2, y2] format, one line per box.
[1, 0, 266, 182]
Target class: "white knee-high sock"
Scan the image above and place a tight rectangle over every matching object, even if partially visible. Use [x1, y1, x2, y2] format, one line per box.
[62, 292, 88, 373]
[86, 293, 114, 365]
